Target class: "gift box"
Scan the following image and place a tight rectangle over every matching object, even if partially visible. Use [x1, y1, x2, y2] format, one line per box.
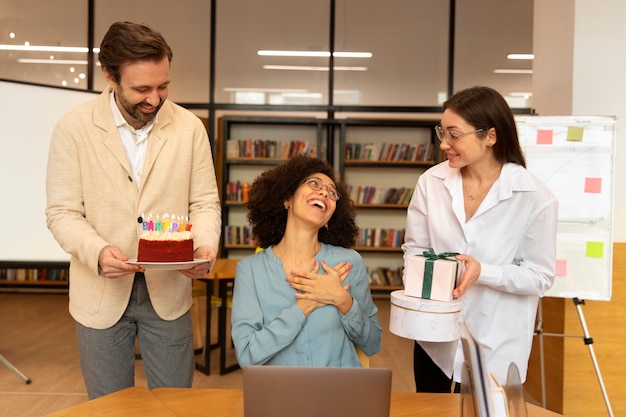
[389, 290, 462, 342]
[404, 249, 461, 302]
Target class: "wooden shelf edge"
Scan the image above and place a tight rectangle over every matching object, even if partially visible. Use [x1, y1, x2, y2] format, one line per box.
[354, 203, 408, 209]
[352, 246, 402, 252]
[344, 160, 435, 166]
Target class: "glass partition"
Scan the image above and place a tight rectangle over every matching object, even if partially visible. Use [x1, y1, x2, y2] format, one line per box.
[0, 0, 533, 109]
[215, 0, 330, 105]
[453, 0, 534, 108]
[334, 0, 449, 107]
[93, 0, 211, 103]
[0, 0, 88, 89]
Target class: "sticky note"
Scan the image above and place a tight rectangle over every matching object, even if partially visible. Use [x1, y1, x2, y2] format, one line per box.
[536, 129, 553, 145]
[586, 241, 604, 258]
[584, 177, 602, 193]
[566, 126, 584, 141]
[555, 259, 567, 276]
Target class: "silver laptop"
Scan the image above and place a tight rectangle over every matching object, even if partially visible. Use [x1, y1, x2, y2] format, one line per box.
[243, 365, 392, 417]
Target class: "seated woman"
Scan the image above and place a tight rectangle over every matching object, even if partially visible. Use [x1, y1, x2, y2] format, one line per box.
[231, 156, 382, 367]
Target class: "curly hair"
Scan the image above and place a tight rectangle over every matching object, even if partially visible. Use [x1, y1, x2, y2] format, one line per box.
[246, 156, 358, 249]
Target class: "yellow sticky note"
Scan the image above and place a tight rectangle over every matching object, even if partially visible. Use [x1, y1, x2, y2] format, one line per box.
[566, 126, 584, 141]
[586, 241, 604, 258]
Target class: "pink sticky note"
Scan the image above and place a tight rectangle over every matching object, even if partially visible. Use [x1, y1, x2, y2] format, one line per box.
[584, 177, 602, 194]
[536, 129, 553, 145]
[555, 259, 567, 276]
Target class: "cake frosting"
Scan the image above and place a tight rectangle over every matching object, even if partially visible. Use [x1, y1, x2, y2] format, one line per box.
[137, 230, 194, 262]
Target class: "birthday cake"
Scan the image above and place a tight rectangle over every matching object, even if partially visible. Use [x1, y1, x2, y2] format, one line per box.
[137, 215, 194, 262]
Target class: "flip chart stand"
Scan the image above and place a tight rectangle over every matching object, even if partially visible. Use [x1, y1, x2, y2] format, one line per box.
[535, 298, 613, 417]
[0, 353, 31, 384]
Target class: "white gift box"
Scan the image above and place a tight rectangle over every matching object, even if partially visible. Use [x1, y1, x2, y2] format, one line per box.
[389, 290, 462, 342]
[404, 251, 461, 302]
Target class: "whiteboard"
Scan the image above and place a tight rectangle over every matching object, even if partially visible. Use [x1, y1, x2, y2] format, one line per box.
[0, 81, 98, 263]
[516, 115, 615, 301]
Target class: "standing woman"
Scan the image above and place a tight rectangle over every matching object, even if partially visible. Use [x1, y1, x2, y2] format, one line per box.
[231, 156, 382, 367]
[402, 86, 558, 391]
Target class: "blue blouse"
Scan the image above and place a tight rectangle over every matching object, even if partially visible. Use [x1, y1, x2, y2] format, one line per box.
[231, 243, 382, 368]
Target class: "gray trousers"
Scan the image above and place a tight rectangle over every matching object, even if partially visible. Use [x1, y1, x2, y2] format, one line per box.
[76, 273, 194, 399]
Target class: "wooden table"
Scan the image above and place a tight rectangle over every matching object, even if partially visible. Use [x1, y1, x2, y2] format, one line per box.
[44, 386, 564, 417]
[196, 258, 239, 375]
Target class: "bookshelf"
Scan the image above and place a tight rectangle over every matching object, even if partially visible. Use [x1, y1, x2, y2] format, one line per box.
[217, 115, 440, 293]
[217, 116, 329, 259]
[336, 119, 440, 292]
[0, 261, 69, 293]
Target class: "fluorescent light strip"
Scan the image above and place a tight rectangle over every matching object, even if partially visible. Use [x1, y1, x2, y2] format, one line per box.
[0, 44, 100, 53]
[509, 92, 533, 97]
[493, 69, 533, 74]
[18, 59, 89, 65]
[507, 53, 534, 60]
[263, 65, 367, 71]
[258, 50, 372, 58]
[223, 87, 308, 93]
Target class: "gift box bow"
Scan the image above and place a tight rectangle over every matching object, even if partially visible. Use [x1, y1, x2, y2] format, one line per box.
[420, 249, 460, 299]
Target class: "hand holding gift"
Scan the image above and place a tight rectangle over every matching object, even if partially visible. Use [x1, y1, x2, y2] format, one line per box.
[451, 253, 481, 299]
[404, 248, 463, 302]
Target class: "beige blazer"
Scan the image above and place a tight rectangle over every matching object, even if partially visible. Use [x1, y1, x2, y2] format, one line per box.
[46, 87, 221, 329]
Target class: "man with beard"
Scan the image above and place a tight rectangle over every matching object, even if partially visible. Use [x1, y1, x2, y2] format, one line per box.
[45, 21, 221, 399]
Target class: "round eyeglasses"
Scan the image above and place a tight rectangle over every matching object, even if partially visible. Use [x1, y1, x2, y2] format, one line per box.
[303, 177, 340, 201]
[434, 125, 490, 145]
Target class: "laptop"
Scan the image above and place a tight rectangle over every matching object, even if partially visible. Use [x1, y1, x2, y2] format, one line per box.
[242, 365, 392, 417]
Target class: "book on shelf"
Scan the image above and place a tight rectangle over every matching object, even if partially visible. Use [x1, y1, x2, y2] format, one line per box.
[0, 267, 69, 283]
[228, 139, 317, 159]
[346, 185, 413, 205]
[225, 181, 251, 202]
[224, 225, 255, 246]
[356, 228, 405, 248]
[367, 266, 403, 286]
[345, 142, 431, 162]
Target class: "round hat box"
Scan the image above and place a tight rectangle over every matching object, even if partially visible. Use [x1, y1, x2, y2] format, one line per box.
[389, 290, 462, 342]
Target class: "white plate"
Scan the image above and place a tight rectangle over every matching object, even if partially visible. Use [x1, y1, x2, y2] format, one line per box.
[126, 258, 209, 270]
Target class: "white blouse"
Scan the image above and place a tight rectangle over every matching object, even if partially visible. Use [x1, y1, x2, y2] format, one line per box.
[402, 161, 558, 384]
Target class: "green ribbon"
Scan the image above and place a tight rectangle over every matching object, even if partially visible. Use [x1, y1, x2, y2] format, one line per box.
[420, 249, 460, 299]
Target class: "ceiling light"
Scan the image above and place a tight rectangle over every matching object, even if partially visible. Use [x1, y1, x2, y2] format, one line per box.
[0, 44, 100, 53]
[493, 69, 533, 74]
[223, 87, 308, 93]
[507, 53, 534, 60]
[509, 92, 533, 98]
[263, 65, 367, 71]
[0, 44, 88, 53]
[18, 58, 89, 65]
[258, 50, 372, 58]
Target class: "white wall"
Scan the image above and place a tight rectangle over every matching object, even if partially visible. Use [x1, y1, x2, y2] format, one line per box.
[533, 0, 626, 242]
[571, 0, 626, 242]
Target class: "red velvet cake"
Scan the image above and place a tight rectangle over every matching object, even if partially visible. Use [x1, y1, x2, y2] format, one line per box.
[137, 230, 194, 262]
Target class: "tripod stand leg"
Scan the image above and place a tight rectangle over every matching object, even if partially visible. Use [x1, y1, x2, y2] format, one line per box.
[0, 354, 31, 384]
[536, 299, 547, 408]
[572, 298, 613, 417]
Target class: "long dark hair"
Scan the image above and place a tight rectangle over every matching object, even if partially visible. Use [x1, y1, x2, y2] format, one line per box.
[444, 86, 526, 167]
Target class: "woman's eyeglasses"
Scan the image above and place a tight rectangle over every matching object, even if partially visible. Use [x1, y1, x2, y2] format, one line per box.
[303, 177, 340, 201]
[434, 125, 490, 145]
